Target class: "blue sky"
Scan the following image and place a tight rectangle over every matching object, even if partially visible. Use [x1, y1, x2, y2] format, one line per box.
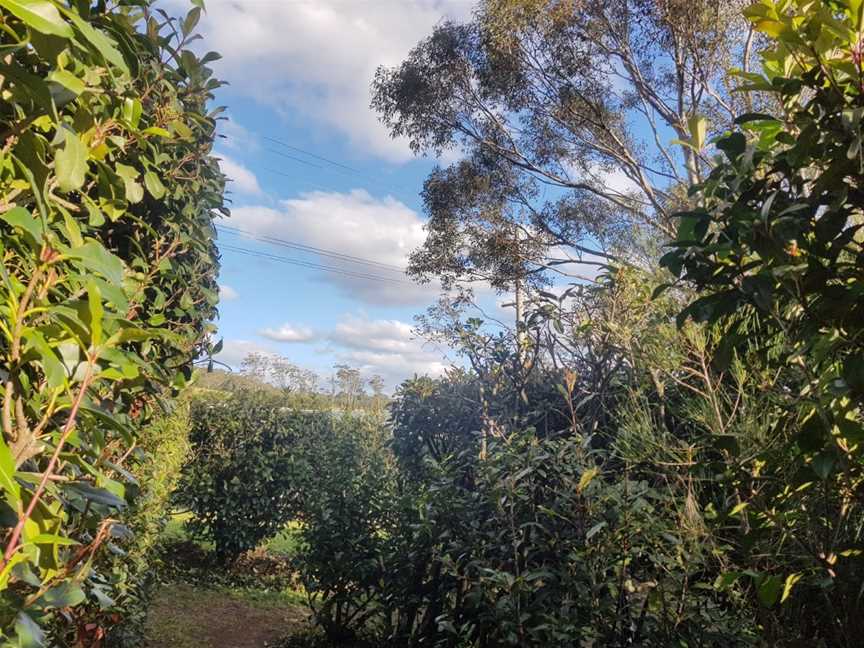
[187, 0, 482, 389]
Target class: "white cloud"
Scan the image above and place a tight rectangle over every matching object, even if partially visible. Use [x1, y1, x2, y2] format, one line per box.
[326, 313, 450, 389]
[190, 0, 472, 162]
[259, 323, 317, 343]
[218, 153, 262, 195]
[219, 283, 239, 301]
[224, 189, 441, 305]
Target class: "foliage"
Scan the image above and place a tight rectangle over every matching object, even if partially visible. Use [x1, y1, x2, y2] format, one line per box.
[0, 0, 224, 642]
[662, 0, 864, 642]
[176, 391, 323, 564]
[371, 0, 758, 293]
[106, 396, 193, 647]
[288, 414, 397, 643]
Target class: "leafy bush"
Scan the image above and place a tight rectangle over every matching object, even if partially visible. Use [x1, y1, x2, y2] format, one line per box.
[177, 391, 325, 564]
[0, 0, 224, 642]
[107, 395, 193, 646]
[288, 414, 398, 643]
[662, 1, 864, 643]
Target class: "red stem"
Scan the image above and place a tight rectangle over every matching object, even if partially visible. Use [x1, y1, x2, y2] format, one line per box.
[0, 364, 94, 570]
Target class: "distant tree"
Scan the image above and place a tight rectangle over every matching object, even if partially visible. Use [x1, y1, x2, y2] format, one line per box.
[241, 352, 320, 392]
[334, 364, 366, 409]
[368, 374, 386, 397]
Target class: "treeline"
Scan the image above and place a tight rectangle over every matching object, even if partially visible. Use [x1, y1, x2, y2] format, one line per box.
[196, 352, 390, 413]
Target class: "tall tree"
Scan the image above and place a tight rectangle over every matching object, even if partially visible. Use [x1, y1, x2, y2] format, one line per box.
[372, 0, 759, 293]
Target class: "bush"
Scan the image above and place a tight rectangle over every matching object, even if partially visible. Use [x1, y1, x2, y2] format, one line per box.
[176, 391, 326, 564]
[661, 2, 864, 643]
[0, 0, 224, 642]
[108, 396, 193, 646]
[288, 414, 397, 643]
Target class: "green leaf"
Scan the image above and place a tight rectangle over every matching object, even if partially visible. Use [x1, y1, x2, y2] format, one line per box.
[66, 240, 124, 284]
[141, 126, 171, 138]
[47, 69, 85, 95]
[1, 207, 43, 243]
[22, 329, 65, 389]
[61, 8, 128, 74]
[182, 6, 202, 36]
[41, 581, 85, 608]
[757, 575, 783, 607]
[29, 533, 79, 547]
[0, 435, 21, 503]
[116, 163, 143, 203]
[86, 280, 103, 347]
[122, 97, 142, 128]
[55, 129, 88, 193]
[0, 0, 73, 38]
[14, 611, 45, 648]
[688, 114, 707, 151]
[144, 171, 166, 199]
[64, 482, 126, 509]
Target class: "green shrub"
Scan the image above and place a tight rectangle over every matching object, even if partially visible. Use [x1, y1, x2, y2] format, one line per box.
[107, 395, 192, 646]
[661, 1, 864, 642]
[0, 0, 224, 642]
[176, 391, 326, 564]
[288, 413, 398, 643]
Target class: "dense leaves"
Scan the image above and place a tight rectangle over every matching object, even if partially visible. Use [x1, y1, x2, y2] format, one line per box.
[663, 1, 864, 641]
[176, 391, 310, 564]
[0, 0, 224, 642]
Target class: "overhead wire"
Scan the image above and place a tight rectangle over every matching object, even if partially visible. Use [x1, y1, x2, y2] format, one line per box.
[219, 244, 413, 285]
[216, 224, 408, 273]
[220, 133, 420, 201]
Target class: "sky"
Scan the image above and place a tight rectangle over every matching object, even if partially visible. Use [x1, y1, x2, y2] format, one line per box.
[182, 0, 482, 390]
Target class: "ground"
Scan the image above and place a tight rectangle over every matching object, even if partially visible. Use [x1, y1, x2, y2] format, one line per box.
[144, 583, 309, 648]
[142, 517, 316, 648]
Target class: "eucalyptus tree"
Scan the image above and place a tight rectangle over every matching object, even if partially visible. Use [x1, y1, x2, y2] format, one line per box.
[372, 0, 758, 289]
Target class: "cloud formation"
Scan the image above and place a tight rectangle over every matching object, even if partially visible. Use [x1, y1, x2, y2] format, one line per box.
[191, 0, 471, 161]
[218, 283, 239, 301]
[224, 189, 441, 305]
[259, 323, 318, 343]
[217, 153, 262, 195]
[212, 339, 274, 369]
[327, 314, 450, 388]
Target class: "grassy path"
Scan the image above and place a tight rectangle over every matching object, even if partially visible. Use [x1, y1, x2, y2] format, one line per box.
[144, 583, 310, 647]
[143, 517, 312, 647]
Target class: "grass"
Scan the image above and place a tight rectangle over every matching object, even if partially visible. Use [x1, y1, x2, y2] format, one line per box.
[143, 514, 311, 647]
[144, 582, 309, 648]
[161, 512, 303, 556]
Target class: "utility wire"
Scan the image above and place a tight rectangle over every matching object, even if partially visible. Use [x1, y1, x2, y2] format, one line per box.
[217, 224, 407, 272]
[219, 244, 413, 285]
[266, 147, 325, 170]
[263, 136, 363, 174]
[222, 133, 419, 200]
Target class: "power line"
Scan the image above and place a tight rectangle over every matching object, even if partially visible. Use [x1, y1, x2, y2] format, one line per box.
[219, 244, 413, 285]
[266, 147, 325, 170]
[263, 136, 363, 175]
[223, 133, 420, 200]
[216, 224, 407, 272]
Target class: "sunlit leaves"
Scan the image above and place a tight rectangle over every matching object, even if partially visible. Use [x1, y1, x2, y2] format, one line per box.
[0, 0, 72, 38]
[55, 129, 88, 192]
[0, 0, 225, 641]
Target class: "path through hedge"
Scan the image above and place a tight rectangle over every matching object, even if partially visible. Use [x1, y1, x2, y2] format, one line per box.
[144, 583, 309, 647]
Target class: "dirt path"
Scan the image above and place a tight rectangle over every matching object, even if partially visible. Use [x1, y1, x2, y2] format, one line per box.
[144, 583, 309, 648]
